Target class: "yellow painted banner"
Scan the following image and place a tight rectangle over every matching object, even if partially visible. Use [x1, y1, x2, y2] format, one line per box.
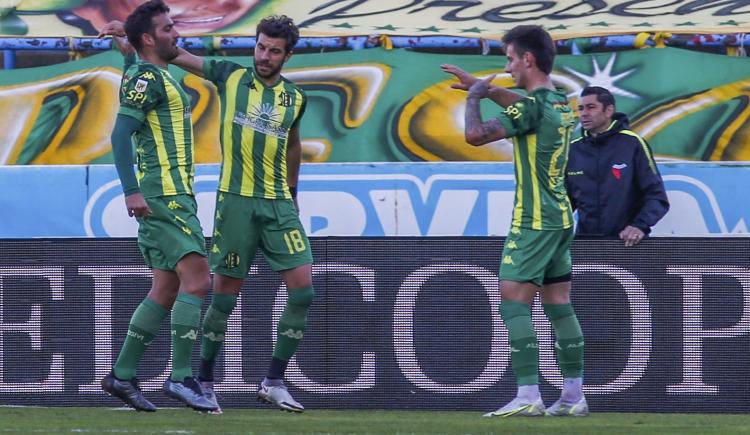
[1, 0, 749, 38]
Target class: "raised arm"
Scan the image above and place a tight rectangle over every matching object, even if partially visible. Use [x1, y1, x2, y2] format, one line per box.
[172, 47, 206, 78]
[98, 20, 136, 63]
[100, 20, 205, 78]
[464, 75, 508, 146]
[441, 63, 523, 107]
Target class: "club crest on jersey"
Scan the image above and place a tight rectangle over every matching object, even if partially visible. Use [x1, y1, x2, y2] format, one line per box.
[278, 91, 293, 107]
[135, 79, 149, 93]
[612, 163, 627, 180]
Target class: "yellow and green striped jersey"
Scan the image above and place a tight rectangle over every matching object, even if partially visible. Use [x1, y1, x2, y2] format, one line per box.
[496, 88, 575, 230]
[203, 59, 306, 199]
[118, 62, 194, 198]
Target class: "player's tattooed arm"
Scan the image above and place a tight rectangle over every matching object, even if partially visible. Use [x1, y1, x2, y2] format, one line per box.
[464, 75, 507, 145]
[464, 99, 506, 146]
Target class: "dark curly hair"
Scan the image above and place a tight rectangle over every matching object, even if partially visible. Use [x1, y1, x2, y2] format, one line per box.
[256, 15, 299, 53]
[502, 25, 556, 75]
[124, 0, 170, 52]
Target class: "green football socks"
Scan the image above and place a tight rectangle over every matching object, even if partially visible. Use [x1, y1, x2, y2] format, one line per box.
[170, 293, 203, 382]
[273, 286, 314, 361]
[113, 297, 167, 380]
[500, 300, 539, 386]
[199, 293, 238, 378]
[543, 303, 585, 378]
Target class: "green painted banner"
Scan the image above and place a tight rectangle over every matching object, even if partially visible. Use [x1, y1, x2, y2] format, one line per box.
[1, 46, 749, 164]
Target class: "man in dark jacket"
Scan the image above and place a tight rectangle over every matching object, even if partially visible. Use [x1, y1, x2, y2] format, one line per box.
[565, 86, 669, 246]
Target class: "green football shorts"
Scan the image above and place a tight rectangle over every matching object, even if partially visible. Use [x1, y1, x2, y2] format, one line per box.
[210, 192, 313, 278]
[499, 226, 574, 286]
[137, 194, 207, 271]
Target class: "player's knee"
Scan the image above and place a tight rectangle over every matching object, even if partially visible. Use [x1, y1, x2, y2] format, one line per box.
[182, 278, 211, 298]
[500, 300, 531, 321]
[288, 286, 315, 308]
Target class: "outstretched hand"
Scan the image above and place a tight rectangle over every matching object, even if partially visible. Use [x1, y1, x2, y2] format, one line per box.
[441, 64, 479, 91]
[467, 74, 497, 99]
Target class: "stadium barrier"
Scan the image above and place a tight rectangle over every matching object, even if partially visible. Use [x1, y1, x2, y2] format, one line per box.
[0, 237, 748, 412]
[1, 33, 747, 69]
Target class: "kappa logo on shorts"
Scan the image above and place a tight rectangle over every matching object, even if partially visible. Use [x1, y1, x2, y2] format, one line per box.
[225, 252, 240, 268]
[502, 255, 514, 265]
[168, 200, 182, 210]
[506, 240, 518, 249]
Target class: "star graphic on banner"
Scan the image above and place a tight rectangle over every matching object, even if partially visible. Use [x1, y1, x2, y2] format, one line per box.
[547, 24, 569, 30]
[589, 21, 611, 27]
[417, 26, 444, 32]
[460, 27, 485, 33]
[332, 22, 356, 29]
[374, 24, 400, 31]
[563, 54, 639, 99]
[719, 20, 743, 26]
[675, 21, 698, 26]
[633, 22, 654, 27]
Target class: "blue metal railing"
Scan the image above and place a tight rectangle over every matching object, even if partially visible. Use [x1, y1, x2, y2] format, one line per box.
[0, 34, 746, 69]
[0, 34, 746, 51]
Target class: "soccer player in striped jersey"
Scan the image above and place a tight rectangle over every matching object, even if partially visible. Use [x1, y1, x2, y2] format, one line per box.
[442, 25, 588, 417]
[167, 15, 313, 413]
[100, 0, 216, 413]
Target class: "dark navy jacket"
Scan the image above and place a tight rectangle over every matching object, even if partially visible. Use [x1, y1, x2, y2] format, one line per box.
[565, 112, 669, 236]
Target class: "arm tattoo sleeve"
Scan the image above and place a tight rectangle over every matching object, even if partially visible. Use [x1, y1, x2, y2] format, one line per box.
[465, 98, 505, 144]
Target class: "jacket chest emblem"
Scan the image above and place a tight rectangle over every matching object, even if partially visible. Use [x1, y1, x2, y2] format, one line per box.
[611, 163, 628, 180]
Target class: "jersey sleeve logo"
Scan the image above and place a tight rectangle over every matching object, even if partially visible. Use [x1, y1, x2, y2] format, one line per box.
[135, 79, 149, 93]
[505, 102, 524, 120]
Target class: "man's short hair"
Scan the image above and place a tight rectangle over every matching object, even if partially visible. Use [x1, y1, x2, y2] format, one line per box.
[124, 0, 170, 52]
[581, 86, 616, 109]
[502, 25, 556, 75]
[256, 15, 299, 53]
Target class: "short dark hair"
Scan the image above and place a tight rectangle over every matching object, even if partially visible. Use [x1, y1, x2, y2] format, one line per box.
[256, 15, 299, 53]
[124, 0, 170, 52]
[502, 25, 556, 75]
[581, 86, 616, 109]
